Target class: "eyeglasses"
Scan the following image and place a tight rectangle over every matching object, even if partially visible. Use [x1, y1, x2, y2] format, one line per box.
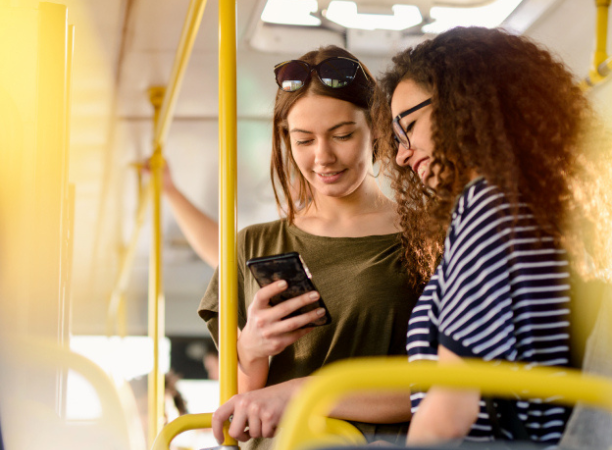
[392, 98, 432, 150]
[274, 56, 369, 92]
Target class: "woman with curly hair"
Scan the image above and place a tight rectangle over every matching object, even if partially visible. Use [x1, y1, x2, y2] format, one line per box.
[376, 26, 595, 446]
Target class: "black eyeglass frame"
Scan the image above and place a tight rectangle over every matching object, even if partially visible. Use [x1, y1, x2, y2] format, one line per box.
[273, 56, 369, 92]
[392, 98, 432, 150]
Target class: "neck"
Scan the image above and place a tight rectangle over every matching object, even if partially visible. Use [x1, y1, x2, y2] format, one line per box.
[302, 174, 390, 222]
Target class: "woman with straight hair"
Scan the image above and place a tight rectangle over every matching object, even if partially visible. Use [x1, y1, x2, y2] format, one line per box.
[376, 26, 602, 446]
[199, 45, 417, 449]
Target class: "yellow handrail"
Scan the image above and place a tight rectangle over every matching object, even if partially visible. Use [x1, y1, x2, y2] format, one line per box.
[106, 179, 153, 336]
[581, 0, 611, 89]
[148, 86, 166, 444]
[1, 337, 134, 449]
[275, 357, 612, 450]
[218, 0, 239, 446]
[150, 413, 213, 450]
[152, 0, 208, 151]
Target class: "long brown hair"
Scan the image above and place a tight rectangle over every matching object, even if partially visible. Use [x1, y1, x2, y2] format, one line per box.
[375, 27, 596, 288]
[271, 46, 377, 223]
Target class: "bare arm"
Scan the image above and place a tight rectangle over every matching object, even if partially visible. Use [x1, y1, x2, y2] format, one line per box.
[163, 177, 219, 268]
[406, 345, 480, 445]
[213, 376, 412, 444]
[330, 391, 412, 424]
[236, 281, 323, 392]
[143, 159, 219, 267]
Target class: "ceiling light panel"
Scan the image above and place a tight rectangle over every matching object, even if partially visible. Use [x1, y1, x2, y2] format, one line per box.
[261, 0, 321, 26]
[422, 0, 524, 34]
[324, 1, 422, 31]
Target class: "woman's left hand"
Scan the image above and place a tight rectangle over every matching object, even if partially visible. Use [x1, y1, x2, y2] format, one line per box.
[211, 378, 305, 444]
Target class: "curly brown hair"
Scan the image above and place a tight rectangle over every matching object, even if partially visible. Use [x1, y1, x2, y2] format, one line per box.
[271, 46, 377, 223]
[375, 27, 593, 288]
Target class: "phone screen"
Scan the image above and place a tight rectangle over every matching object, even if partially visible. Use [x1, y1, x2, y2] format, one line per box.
[246, 252, 331, 327]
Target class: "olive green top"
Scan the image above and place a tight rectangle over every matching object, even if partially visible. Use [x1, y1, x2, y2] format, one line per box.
[198, 219, 418, 449]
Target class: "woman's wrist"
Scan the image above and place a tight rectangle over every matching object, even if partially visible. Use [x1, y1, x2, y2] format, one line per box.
[237, 335, 268, 374]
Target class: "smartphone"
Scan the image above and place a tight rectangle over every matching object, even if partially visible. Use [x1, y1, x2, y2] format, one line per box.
[246, 252, 331, 327]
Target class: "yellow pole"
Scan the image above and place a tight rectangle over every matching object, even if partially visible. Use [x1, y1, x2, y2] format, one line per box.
[148, 86, 166, 446]
[594, 0, 610, 67]
[106, 179, 153, 336]
[219, 0, 238, 446]
[582, 0, 611, 88]
[153, 0, 207, 151]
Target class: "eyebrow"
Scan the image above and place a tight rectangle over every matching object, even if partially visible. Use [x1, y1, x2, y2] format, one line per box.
[290, 121, 357, 134]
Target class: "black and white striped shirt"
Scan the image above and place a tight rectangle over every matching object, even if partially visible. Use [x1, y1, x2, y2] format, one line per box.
[407, 178, 571, 445]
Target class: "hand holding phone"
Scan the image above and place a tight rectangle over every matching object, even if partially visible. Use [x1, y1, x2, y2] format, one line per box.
[237, 253, 331, 363]
[247, 252, 331, 327]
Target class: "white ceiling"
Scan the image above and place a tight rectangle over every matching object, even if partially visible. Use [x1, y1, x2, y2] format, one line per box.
[48, 0, 612, 336]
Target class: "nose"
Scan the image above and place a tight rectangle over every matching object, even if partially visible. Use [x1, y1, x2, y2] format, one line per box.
[314, 139, 337, 166]
[395, 143, 413, 168]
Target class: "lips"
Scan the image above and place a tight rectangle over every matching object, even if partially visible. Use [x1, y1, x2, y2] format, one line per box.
[315, 169, 346, 183]
[412, 157, 430, 181]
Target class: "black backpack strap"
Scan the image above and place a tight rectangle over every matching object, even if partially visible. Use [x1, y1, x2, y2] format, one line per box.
[484, 397, 531, 441]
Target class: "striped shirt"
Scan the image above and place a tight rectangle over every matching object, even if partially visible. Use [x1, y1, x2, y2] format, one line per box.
[407, 178, 571, 445]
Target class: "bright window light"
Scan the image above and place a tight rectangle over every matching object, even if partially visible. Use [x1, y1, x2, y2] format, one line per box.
[325, 1, 422, 31]
[261, 0, 321, 27]
[422, 0, 524, 34]
[70, 335, 171, 381]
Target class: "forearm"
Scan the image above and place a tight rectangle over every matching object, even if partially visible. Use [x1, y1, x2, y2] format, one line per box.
[165, 185, 219, 267]
[237, 356, 269, 393]
[407, 387, 480, 445]
[236, 329, 270, 393]
[329, 392, 413, 424]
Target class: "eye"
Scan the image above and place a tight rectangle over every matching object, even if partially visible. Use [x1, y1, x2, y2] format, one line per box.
[295, 139, 313, 146]
[405, 121, 416, 134]
[335, 132, 354, 141]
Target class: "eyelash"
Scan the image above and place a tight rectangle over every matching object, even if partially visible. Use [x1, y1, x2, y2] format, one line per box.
[335, 132, 353, 141]
[405, 121, 416, 134]
[294, 132, 354, 146]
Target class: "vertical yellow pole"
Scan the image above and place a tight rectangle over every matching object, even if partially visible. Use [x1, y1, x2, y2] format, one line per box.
[594, 0, 611, 68]
[148, 86, 166, 446]
[219, 0, 238, 446]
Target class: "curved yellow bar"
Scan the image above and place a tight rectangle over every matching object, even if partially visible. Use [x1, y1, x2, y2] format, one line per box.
[150, 413, 213, 450]
[2, 337, 133, 448]
[275, 357, 612, 450]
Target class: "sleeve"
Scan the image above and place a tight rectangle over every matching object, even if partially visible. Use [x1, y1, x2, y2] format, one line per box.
[435, 199, 518, 362]
[197, 228, 248, 347]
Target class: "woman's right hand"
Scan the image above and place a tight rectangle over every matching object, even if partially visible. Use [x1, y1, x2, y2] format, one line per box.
[237, 280, 326, 366]
[141, 157, 176, 193]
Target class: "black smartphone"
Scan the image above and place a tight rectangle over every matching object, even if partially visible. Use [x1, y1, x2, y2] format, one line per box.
[246, 252, 331, 327]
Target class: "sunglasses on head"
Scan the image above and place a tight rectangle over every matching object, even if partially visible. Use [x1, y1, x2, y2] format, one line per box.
[274, 56, 369, 92]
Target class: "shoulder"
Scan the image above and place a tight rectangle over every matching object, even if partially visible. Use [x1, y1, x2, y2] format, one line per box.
[448, 178, 517, 242]
[453, 177, 506, 219]
[238, 219, 286, 242]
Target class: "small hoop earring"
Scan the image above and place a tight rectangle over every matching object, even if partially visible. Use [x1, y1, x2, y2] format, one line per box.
[371, 163, 381, 178]
[371, 139, 380, 178]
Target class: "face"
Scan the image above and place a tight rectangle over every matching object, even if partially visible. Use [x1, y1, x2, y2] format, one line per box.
[390, 79, 436, 187]
[286, 94, 373, 200]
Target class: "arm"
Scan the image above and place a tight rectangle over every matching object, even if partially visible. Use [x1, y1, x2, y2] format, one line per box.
[330, 392, 412, 424]
[406, 345, 480, 445]
[164, 183, 219, 267]
[236, 280, 325, 392]
[143, 159, 219, 267]
[213, 377, 412, 444]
